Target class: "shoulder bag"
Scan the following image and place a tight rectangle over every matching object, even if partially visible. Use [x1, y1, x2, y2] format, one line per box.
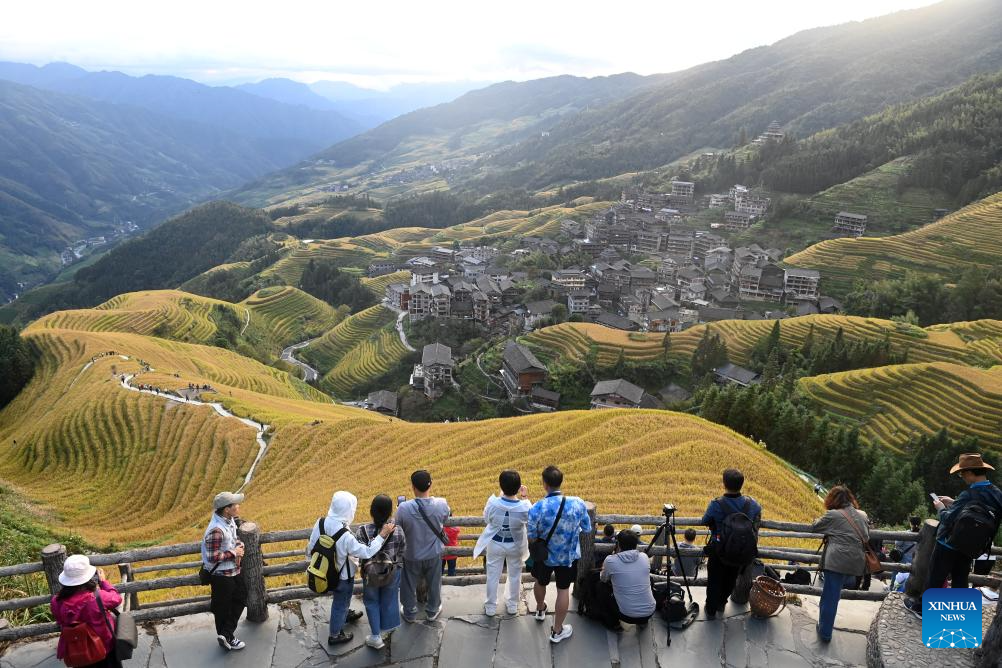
[529, 495, 567, 565]
[839, 508, 882, 574]
[415, 499, 450, 545]
[95, 586, 138, 660]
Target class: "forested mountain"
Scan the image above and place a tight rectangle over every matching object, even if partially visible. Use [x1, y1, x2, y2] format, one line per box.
[477, 0, 1002, 191]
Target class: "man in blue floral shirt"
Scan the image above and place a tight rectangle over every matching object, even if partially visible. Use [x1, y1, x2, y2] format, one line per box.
[528, 465, 592, 644]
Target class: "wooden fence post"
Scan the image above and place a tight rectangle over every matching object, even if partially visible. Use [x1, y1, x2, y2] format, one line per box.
[575, 502, 597, 598]
[904, 519, 938, 600]
[118, 564, 140, 611]
[238, 522, 268, 622]
[41, 544, 67, 596]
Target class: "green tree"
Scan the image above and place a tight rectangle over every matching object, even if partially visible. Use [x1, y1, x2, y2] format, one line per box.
[0, 325, 34, 408]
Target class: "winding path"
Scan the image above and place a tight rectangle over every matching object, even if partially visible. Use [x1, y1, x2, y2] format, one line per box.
[395, 309, 416, 352]
[281, 340, 320, 383]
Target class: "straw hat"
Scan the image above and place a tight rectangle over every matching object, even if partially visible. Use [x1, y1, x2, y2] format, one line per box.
[58, 554, 97, 587]
[949, 453, 995, 474]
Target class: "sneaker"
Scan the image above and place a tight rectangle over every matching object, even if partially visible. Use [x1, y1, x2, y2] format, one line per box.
[550, 624, 573, 643]
[346, 609, 364, 623]
[484, 604, 497, 617]
[217, 635, 230, 651]
[365, 634, 385, 649]
[506, 602, 519, 615]
[427, 605, 443, 621]
[903, 597, 923, 619]
[401, 607, 417, 623]
[534, 603, 548, 621]
[228, 638, 246, 651]
[328, 631, 354, 645]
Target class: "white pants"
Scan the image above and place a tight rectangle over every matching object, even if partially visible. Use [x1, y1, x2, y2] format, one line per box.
[485, 541, 523, 608]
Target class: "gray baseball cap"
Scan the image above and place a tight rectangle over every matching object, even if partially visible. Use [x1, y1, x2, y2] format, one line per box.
[213, 491, 245, 511]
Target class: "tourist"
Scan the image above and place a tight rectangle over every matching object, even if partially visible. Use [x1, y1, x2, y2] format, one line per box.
[701, 468, 761, 618]
[596, 524, 616, 567]
[473, 470, 532, 616]
[905, 453, 1002, 618]
[892, 516, 921, 565]
[354, 494, 407, 649]
[51, 555, 123, 667]
[600, 530, 657, 628]
[395, 470, 451, 623]
[528, 465, 592, 644]
[810, 485, 869, 642]
[672, 528, 702, 579]
[441, 513, 460, 577]
[307, 491, 396, 645]
[202, 492, 247, 651]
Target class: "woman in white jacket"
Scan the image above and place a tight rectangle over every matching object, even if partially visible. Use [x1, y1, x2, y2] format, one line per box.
[473, 470, 532, 616]
[307, 491, 395, 645]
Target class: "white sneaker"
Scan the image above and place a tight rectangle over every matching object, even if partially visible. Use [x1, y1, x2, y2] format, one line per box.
[506, 602, 519, 615]
[427, 605, 443, 621]
[534, 604, 547, 621]
[228, 638, 246, 651]
[550, 624, 573, 643]
[484, 604, 497, 617]
[365, 635, 385, 649]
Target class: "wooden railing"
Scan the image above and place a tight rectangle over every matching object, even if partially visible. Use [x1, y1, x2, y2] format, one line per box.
[0, 508, 998, 645]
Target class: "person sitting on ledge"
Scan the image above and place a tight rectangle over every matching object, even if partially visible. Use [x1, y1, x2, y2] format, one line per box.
[600, 530, 657, 629]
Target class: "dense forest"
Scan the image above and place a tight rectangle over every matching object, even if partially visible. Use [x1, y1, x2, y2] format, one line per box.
[0, 326, 34, 409]
[299, 259, 375, 313]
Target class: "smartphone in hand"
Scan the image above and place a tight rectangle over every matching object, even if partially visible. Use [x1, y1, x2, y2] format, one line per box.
[930, 492, 940, 503]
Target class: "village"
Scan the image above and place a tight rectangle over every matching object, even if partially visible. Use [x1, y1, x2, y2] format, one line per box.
[358, 170, 864, 419]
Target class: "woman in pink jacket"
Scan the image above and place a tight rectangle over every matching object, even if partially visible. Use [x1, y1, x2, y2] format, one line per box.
[51, 554, 123, 667]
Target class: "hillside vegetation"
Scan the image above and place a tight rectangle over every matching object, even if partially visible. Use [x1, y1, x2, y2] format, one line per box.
[785, 190, 1002, 294]
[799, 362, 1002, 452]
[242, 286, 345, 347]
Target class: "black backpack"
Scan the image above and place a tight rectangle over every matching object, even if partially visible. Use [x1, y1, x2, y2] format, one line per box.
[948, 499, 999, 559]
[717, 497, 758, 567]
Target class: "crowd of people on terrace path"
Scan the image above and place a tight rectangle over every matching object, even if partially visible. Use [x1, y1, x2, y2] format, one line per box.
[48, 453, 1002, 665]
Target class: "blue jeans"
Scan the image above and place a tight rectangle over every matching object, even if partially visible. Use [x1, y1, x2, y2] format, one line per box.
[328, 581, 355, 637]
[818, 570, 849, 640]
[363, 570, 402, 636]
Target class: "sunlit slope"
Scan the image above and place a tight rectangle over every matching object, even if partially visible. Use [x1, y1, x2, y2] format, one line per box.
[799, 362, 1002, 453]
[0, 327, 379, 543]
[32, 290, 250, 344]
[785, 191, 1002, 294]
[524, 316, 1002, 367]
[361, 270, 411, 297]
[245, 409, 822, 530]
[241, 286, 345, 346]
[298, 304, 409, 397]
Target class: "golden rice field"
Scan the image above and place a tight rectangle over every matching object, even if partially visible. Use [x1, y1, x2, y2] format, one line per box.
[0, 325, 820, 548]
[524, 315, 1002, 368]
[262, 240, 386, 285]
[297, 305, 408, 397]
[799, 362, 1002, 453]
[361, 270, 411, 297]
[785, 191, 1002, 294]
[33, 290, 248, 345]
[241, 286, 345, 346]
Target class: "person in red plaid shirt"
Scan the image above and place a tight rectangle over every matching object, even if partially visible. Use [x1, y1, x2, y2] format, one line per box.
[202, 492, 246, 652]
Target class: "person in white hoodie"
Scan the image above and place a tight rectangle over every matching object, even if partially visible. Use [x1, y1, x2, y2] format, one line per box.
[473, 470, 532, 616]
[307, 491, 396, 645]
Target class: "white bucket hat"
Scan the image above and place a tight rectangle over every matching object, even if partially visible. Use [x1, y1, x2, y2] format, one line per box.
[58, 554, 97, 587]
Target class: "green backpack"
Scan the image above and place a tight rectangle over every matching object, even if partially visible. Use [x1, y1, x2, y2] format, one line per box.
[307, 518, 348, 594]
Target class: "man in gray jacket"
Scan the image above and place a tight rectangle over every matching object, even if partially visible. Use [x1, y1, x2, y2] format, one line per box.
[395, 470, 451, 622]
[600, 530, 657, 626]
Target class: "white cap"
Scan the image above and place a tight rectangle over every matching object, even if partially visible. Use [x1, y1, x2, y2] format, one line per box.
[59, 554, 97, 587]
[213, 491, 244, 511]
[630, 524, 644, 535]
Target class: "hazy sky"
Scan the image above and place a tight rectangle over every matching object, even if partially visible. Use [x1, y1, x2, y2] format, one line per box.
[0, 0, 941, 89]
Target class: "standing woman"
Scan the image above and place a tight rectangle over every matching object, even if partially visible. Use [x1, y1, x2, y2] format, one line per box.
[811, 485, 869, 642]
[51, 555, 123, 667]
[355, 494, 407, 649]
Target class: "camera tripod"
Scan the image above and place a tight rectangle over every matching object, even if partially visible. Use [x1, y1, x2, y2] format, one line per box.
[645, 506, 698, 609]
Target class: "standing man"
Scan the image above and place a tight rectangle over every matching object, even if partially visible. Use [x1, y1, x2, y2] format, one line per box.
[905, 453, 1002, 618]
[395, 470, 451, 622]
[528, 465, 592, 644]
[203, 492, 247, 651]
[701, 468, 761, 618]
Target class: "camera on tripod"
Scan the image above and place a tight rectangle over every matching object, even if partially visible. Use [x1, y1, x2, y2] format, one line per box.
[663, 503, 676, 518]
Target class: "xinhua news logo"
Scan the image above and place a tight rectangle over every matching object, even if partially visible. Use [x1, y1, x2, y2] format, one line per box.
[923, 588, 983, 649]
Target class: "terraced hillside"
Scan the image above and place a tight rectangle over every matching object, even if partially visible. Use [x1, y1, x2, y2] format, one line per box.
[524, 316, 1002, 368]
[0, 320, 820, 546]
[262, 240, 385, 285]
[799, 362, 1002, 453]
[32, 290, 249, 345]
[298, 304, 409, 397]
[242, 286, 345, 346]
[361, 270, 411, 297]
[785, 191, 1002, 295]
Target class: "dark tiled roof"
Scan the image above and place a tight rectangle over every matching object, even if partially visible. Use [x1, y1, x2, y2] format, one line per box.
[713, 363, 760, 385]
[590, 379, 645, 405]
[504, 341, 547, 374]
[422, 343, 453, 367]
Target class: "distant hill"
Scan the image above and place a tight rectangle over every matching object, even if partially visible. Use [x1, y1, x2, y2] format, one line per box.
[236, 78, 342, 111]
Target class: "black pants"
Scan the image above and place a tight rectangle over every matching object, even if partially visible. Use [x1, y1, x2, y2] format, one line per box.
[705, 554, 741, 612]
[921, 543, 972, 601]
[210, 571, 247, 641]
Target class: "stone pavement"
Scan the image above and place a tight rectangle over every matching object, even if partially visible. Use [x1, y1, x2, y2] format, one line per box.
[1, 584, 873, 667]
[867, 592, 997, 668]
